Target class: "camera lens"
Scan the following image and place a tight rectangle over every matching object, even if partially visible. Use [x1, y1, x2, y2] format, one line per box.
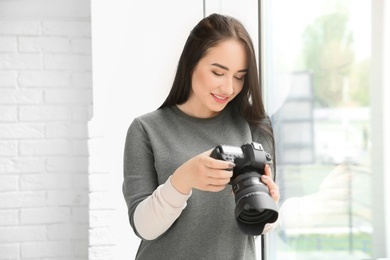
[239, 207, 275, 223]
[233, 172, 278, 235]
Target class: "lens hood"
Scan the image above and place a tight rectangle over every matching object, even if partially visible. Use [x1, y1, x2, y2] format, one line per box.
[234, 191, 279, 235]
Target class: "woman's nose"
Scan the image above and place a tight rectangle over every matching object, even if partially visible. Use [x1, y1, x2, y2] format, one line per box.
[220, 77, 234, 96]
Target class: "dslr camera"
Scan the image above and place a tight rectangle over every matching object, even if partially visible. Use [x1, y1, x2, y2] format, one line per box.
[210, 142, 278, 235]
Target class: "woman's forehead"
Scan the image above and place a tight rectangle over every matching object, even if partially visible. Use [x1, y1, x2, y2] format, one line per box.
[201, 40, 248, 71]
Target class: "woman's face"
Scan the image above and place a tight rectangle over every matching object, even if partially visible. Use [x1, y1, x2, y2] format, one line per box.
[178, 39, 248, 118]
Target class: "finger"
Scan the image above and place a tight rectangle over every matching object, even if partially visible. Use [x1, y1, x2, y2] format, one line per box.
[209, 169, 233, 179]
[270, 189, 280, 203]
[264, 164, 273, 179]
[206, 157, 235, 170]
[262, 177, 280, 204]
[207, 174, 231, 185]
[261, 174, 278, 190]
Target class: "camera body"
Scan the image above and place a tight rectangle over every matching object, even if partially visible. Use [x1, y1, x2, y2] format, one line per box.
[210, 142, 278, 235]
[210, 142, 272, 188]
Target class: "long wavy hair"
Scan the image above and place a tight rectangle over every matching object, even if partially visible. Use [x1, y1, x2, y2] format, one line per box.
[159, 13, 275, 169]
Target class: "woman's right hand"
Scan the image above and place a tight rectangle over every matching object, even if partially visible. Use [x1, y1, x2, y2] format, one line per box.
[170, 149, 235, 194]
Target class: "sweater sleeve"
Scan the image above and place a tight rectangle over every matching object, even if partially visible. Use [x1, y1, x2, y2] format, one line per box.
[123, 118, 192, 240]
[134, 176, 192, 240]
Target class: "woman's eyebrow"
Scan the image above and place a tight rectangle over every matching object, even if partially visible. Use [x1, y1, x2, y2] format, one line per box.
[211, 63, 248, 73]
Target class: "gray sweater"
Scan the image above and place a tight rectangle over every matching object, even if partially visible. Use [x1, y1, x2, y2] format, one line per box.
[123, 105, 274, 260]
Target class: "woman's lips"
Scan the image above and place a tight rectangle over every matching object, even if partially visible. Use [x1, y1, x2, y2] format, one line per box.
[211, 93, 228, 104]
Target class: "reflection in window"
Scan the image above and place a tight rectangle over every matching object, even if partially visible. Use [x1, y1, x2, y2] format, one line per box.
[264, 1, 373, 259]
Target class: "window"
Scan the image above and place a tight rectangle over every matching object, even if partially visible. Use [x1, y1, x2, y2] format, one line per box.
[262, 1, 388, 259]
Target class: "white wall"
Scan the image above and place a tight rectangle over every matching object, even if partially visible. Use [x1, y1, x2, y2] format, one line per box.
[385, 1, 390, 255]
[89, 1, 203, 259]
[371, 0, 390, 257]
[372, 0, 390, 257]
[0, 0, 92, 259]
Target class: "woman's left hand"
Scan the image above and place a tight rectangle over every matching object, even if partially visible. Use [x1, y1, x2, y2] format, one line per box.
[261, 165, 280, 205]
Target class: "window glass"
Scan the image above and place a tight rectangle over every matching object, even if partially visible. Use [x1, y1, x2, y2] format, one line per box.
[263, 1, 375, 259]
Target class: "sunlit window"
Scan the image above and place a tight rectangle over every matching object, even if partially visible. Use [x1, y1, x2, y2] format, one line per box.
[263, 1, 376, 259]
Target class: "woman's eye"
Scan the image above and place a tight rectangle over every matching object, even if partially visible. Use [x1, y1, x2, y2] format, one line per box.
[212, 71, 224, 76]
[234, 75, 246, 81]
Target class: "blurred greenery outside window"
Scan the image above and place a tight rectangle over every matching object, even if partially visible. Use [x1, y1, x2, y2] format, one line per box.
[263, 1, 374, 259]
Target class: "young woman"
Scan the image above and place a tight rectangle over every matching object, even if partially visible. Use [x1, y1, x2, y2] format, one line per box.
[123, 13, 280, 260]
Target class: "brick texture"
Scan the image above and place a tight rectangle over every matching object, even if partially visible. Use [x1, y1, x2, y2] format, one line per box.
[0, 0, 91, 259]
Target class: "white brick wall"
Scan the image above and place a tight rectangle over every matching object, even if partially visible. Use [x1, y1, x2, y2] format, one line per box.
[0, 0, 92, 259]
